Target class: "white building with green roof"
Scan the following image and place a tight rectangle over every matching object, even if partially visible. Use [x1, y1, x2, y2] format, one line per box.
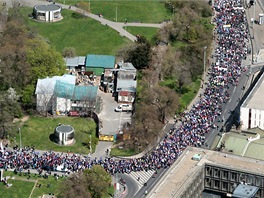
[35, 74, 98, 114]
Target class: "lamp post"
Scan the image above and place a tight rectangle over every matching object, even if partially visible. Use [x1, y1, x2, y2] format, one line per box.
[116, 7, 117, 22]
[203, 46, 207, 82]
[89, 135, 92, 154]
[252, 0, 256, 39]
[18, 128, 22, 151]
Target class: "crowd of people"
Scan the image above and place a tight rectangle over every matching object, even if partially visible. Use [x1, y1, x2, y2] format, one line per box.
[0, 0, 250, 176]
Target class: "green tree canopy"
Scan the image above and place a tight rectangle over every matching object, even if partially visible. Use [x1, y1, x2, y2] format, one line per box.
[125, 36, 151, 70]
[84, 165, 112, 198]
[0, 88, 22, 138]
[26, 37, 66, 83]
[58, 165, 112, 198]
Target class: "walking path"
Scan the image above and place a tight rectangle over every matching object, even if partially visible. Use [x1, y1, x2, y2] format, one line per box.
[3, 0, 165, 41]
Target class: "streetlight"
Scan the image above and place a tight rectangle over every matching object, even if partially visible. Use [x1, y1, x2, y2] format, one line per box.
[89, 134, 92, 154]
[252, 0, 256, 39]
[116, 7, 118, 22]
[203, 46, 207, 82]
[18, 128, 22, 151]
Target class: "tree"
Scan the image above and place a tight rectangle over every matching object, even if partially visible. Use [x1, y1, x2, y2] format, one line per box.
[26, 37, 66, 83]
[126, 36, 151, 69]
[62, 47, 76, 58]
[58, 165, 111, 198]
[25, 37, 66, 105]
[0, 19, 31, 91]
[150, 85, 179, 123]
[84, 165, 112, 198]
[58, 173, 92, 198]
[0, 88, 22, 138]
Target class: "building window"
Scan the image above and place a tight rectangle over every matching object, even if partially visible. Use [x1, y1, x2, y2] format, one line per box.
[231, 172, 237, 181]
[206, 166, 212, 176]
[222, 182, 228, 191]
[222, 170, 229, 180]
[249, 109, 251, 128]
[214, 168, 220, 178]
[214, 180, 220, 189]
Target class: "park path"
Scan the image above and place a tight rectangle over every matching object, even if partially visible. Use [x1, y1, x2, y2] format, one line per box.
[3, 0, 166, 41]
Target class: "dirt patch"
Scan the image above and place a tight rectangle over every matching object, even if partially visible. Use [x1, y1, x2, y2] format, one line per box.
[13, 116, 29, 124]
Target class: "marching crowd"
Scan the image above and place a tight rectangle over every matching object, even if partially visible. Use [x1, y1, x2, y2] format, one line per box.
[0, 0, 250, 176]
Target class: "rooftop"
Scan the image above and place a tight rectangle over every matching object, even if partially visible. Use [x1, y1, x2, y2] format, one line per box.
[233, 184, 259, 198]
[64, 56, 85, 67]
[35, 74, 76, 95]
[72, 85, 98, 101]
[34, 4, 61, 12]
[147, 147, 264, 198]
[85, 54, 115, 69]
[116, 79, 137, 92]
[218, 128, 264, 160]
[119, 62, 136, 71]
[56, 125, 74, 133]
[242, 72, 264, 110]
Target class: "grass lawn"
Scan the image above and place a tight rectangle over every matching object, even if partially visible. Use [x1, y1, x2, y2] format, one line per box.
[180, 79, 201, 111]
[57, 0, 171, 23]
[2, 171, 114, 198]
[2, 171, 65, 198]
[110, 147, 138, 157]
[21, 7, 131, 56]
[125, 26, 159, 44]
[16, 116, 97, 154]
[0, 179, 34, 198]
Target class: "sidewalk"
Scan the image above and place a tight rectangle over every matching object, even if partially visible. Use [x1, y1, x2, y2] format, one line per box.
[245, 0, 264, 62]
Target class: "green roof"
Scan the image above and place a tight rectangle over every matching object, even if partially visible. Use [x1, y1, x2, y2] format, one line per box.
[72, 86, 98, 101]
[244, 142, 264, 160]
[54, 81, 98, 101]
[85, 54, 115, 69]
[223, 134, 248, 155]
[54, 80, 75, 99]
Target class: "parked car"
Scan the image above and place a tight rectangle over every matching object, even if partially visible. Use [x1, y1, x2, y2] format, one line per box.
[68, 111, 80, 117]
[115, 104, 132, 112]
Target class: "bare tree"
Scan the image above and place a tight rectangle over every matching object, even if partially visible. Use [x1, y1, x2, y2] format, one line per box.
[35, 82, 54, 116]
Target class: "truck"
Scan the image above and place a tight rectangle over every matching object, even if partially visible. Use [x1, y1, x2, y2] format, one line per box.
[115, 104, 132, 112]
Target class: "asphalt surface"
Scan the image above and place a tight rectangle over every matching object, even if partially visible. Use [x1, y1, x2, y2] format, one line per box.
[203, 0, 264, 148]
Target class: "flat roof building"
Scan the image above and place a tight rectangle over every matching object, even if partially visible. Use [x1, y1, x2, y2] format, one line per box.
[33, 4, 62, 22]
[147, 147, 264, 198]
[240, 72, 264, 130]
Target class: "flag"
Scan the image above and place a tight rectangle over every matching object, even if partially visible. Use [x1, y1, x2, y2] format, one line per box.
[0, 141, 4, 153]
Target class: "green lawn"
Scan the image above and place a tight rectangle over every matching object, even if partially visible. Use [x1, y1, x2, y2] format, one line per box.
[16, 116, 97, 154]
[57, 0, 171, 23]
[1, 171, 65, 198]
[125, 26, 159, 44]
[2, 171, 114, 198]
[180, 79, 201, 111]
[110, 147, 138, 157]
[22, 7, 131, 56]
[0, 179, 34, 198]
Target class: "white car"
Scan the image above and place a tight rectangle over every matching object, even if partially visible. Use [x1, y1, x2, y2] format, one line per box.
[115, 104, 132, 112]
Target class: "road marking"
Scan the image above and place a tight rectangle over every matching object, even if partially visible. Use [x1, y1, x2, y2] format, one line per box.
[126, 170, 155, 188]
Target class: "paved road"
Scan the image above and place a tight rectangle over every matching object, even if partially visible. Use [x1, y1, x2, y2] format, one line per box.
[202, 0, 264, 148]
[9, 0, 164, 41]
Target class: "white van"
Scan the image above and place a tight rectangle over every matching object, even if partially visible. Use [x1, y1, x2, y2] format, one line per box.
[115, 104, 132, 112]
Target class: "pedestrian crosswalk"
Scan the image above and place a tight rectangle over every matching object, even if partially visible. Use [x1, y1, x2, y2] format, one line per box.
[126, 170, 155, 188]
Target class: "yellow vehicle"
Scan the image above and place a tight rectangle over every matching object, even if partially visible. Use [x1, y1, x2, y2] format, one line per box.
[99, 134, 114, 142]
